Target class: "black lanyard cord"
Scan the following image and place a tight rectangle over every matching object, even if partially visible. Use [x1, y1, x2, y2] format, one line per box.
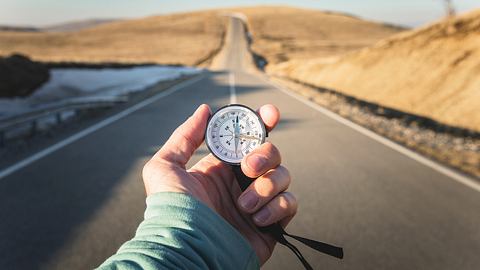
[278, 233, 314, 270]
[232, 165, 344, 269]
[285, 232, 344, 259]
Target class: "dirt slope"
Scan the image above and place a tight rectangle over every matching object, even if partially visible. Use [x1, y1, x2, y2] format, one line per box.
[271, 9, 480, 132]
[0, 11, 226, 66]
[232, 6, 404, 65]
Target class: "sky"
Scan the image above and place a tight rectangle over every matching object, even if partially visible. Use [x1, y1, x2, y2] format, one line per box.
[1, 0, 479, 28]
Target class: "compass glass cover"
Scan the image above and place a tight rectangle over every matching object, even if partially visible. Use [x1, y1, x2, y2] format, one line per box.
[206, 105, 266, 164]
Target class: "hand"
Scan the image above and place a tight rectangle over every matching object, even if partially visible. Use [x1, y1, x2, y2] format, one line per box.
[142, 104, 298, 265]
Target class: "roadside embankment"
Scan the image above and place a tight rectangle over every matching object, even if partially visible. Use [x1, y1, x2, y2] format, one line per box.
[268, 9, 480, 132]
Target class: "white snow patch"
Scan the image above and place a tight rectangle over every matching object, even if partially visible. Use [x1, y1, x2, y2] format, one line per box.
[0, 66, 201, 119]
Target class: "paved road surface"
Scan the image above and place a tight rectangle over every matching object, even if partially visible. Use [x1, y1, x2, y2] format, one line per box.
[1, 17, 479, 270]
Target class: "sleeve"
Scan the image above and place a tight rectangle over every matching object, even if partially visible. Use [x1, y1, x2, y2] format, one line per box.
[96, 192, 260, 270]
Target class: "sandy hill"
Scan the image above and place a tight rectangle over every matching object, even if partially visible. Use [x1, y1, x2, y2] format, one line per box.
[232, 6, 404, 65]
[271, 9, 480, 132]
[0, 11, 226, 66]
[0, 6, 400, 67]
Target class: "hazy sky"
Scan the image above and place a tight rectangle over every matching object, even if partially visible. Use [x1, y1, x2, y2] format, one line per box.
[1, 0, 479, 27]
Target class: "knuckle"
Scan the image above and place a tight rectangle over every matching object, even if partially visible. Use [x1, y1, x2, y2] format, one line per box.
[177, 129, 197, 154]
[276, 165, 291, 185]
[280, 192, 298, 215]
[254, 166, 292, 198]
[255, 175, 276, 197]
[264, 142, 281, 159]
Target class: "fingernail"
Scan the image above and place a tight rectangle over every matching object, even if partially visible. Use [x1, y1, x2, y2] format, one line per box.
[239, 190, 258, 210]
[247, 154, 267, 172]
[254, 207, 271, 224]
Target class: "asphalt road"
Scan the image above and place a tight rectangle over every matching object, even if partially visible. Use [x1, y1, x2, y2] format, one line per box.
[1, 17, 479, 270]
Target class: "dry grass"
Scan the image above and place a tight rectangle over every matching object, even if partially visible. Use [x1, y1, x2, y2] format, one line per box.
[270, 9, 480, 132]
[230, 6, 403, 65]
[0, 11, 226, 66]
[0, 6, 400, 67]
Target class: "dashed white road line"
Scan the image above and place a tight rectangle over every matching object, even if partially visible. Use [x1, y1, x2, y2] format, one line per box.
[263, 76, 480, 193]
[229, 72, 237, 104]
[0, 74, 206, 180]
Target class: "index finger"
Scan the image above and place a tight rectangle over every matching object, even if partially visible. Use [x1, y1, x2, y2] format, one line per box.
[257, 104, 280, 132]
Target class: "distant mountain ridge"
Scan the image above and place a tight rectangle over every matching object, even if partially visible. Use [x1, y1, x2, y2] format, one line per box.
[0, 19, 121, 33]
[44, 19, 121, 32]
[0, 25, 39, 32]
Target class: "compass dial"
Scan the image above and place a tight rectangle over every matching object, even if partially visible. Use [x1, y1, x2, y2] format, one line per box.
[206, 104, 266, 164]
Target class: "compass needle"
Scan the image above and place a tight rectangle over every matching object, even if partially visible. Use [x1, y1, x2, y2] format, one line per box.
[234, 115, 240, 156]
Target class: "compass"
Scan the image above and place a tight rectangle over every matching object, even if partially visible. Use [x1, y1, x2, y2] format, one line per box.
[205, 104, 266, 165]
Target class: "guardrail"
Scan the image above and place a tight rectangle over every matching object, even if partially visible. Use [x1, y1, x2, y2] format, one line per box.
[0, 96, 128, 146]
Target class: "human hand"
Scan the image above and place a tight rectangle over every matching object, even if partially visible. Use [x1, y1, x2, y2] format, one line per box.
[142, 104, 298, 264]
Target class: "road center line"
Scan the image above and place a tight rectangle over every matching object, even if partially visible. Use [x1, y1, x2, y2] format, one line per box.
[229, 72, 237, 104]
[0, 74, 206, 180]
[262, 76, 480, 193]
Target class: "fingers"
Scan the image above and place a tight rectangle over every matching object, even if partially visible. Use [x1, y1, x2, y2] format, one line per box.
[257, 104, 280, 132]
[238, 166, 291, 214]
[252, 192, 298, 227]
[241, 142, 281, 178]
[154, 104, 211, 167]
[237, 165, 297, 228]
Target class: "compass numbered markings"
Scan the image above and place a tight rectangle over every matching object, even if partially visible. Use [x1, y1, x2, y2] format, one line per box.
[206, 105, 266, 164]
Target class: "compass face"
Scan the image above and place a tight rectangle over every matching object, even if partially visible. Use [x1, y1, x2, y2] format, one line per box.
[206, 104, 266, 164]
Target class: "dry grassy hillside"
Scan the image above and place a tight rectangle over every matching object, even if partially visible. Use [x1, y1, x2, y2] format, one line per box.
[232, 6, 403, 65]
[271, 9, 480, 132]
[0, 6, 401, 67]
[0, 11, 225, 66]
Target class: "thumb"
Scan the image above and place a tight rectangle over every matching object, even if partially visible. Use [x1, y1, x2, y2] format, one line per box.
[154, 104, 211, 167]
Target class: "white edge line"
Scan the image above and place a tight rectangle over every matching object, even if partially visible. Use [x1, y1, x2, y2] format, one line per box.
[0, 74, 206, 180]
[261, 76, 480, 193]
[229, 72, 237, 104]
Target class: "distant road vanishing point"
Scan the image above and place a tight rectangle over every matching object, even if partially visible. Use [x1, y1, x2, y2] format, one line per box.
[0, 16, 479, 270]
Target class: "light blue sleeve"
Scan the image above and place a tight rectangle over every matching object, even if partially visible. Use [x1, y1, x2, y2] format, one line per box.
[97, 192, 260, 270]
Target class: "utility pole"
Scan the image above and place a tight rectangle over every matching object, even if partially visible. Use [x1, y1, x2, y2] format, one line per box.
[443, 0, 456, 17]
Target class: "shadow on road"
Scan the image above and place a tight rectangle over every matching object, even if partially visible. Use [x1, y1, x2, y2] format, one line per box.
[0, 70, 298, 269]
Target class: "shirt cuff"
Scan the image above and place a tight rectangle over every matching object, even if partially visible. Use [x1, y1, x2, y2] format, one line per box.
[126, 192, 259, 270]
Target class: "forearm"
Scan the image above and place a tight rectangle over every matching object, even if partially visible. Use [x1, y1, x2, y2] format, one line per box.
[97, 192, 259, 270]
